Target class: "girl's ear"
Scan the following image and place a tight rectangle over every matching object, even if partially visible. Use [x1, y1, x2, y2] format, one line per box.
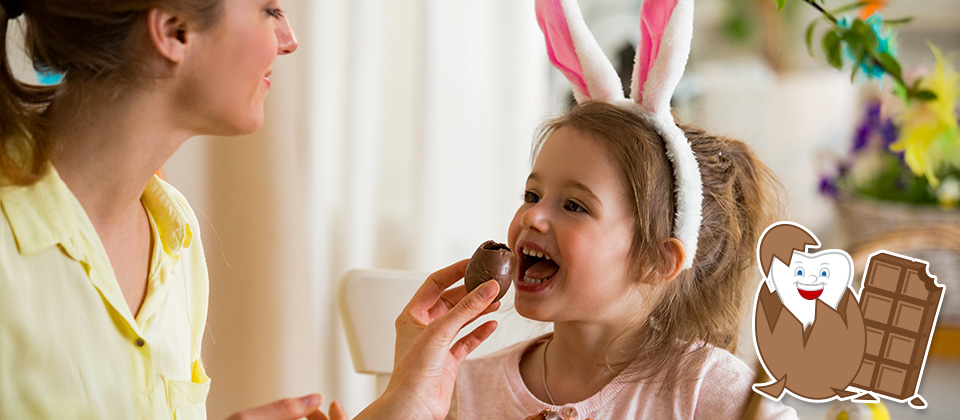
[146, 8, 190, 64]
[630, 0, 694, 116]
[660, 238, 687, 283]
[535, 0, 622, 103]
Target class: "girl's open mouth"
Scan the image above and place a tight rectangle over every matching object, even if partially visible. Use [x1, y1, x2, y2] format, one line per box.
[796, 282, 824, 300]
[515, 246, 560, 293]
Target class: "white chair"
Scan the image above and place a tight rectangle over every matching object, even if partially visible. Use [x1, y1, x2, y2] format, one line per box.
[337, 268, 547, 396]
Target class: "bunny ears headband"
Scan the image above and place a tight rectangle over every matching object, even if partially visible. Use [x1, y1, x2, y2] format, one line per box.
[535, 0, 702, 269]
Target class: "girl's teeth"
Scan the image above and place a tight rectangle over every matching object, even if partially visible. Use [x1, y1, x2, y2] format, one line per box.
[522, 276, 548, 284]
[522, 248, 552, 260]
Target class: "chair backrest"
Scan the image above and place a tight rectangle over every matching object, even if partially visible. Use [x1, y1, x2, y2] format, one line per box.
[338, 269, 424, 376]
[337, 268, 548, 395]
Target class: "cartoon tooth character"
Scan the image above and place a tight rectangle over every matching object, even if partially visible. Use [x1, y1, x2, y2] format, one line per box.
[766, 242, 852, 330]
[753, 222, 866, 401]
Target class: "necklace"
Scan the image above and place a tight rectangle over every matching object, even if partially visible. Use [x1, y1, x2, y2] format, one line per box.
[542, 335, 558, 405]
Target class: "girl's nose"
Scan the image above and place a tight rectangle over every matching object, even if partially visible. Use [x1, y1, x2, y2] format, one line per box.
[520, 203, 549, 233]
[276, 15, 298, 55]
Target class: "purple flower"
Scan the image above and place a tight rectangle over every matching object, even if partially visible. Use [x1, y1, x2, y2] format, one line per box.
[819, 175, 838, 198]
[880, 120, 898, 146]
[852, 123, 873, 152]
[865, 101, 882, 126]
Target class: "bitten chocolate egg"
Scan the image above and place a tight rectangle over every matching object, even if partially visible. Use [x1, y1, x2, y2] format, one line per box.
[464, 240, 516, 302]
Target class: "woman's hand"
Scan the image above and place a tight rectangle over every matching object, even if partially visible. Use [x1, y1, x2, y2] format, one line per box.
[225, 394, 347, 420]
[355, 259, 501, 420]
[393, 260, 501, 361]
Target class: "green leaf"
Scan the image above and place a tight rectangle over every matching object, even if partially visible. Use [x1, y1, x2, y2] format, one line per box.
[823, 31, 844, 70]
[805, 19, 821, 56]
[850, 19, 878, 51]
[776, 0, 785, 11]
[915, 90, 938, 101]
[829, 1, 869, 15]
[883, 17, 915, 25]
[892, 82, 909, 101]
[877, 52, 902, 79]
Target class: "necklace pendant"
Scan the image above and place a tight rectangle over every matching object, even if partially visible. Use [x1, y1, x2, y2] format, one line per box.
[531, 409, 563, 420]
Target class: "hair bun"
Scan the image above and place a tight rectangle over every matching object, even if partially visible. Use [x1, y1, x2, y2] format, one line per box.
[1, 0, 22, 19]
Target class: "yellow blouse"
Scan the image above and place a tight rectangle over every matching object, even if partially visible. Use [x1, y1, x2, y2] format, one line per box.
[0, 167, 210, 419]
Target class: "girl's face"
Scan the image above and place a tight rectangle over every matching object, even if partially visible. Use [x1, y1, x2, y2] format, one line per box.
[507, 126, 644, 324]
[180, 0, 297, 136]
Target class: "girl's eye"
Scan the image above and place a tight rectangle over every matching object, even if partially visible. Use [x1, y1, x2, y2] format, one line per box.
[795, 267, 805, 277]
[523, 191, 540, 203]
[266, 8, 285, 19]
[564, 200, 586, 213]
[820, 268, 830, 278]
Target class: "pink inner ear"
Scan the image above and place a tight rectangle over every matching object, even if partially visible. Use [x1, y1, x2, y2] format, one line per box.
[635, 0, 679, 101]
[536, 0, 589, 99]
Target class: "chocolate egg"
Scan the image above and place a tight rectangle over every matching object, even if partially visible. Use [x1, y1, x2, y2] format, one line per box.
[754, 287, 865, 400]
[464, 240, 516, 302]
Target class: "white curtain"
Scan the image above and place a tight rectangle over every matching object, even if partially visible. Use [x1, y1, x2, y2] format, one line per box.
[166, 0, 553, 417]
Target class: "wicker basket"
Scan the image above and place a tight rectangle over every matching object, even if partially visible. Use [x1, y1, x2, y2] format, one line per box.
[836, 197, 960, 242]
[836, 197, 960, 327]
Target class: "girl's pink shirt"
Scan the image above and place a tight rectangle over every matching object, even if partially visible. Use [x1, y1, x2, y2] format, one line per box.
[447, 334, 798, 420]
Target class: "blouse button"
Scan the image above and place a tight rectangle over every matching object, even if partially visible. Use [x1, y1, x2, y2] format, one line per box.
[560, 407, 577, 418]
[135, 338, 145, 347]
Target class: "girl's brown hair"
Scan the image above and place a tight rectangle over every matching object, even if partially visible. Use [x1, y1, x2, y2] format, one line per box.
[535, 101, 784, 390]
[0, 0, 222, 185]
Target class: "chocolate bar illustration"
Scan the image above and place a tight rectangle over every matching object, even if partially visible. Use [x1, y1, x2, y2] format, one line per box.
[852, 252, 944, 403]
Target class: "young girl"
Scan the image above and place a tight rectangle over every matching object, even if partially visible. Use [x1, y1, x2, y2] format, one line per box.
[448, 0, 797, 418]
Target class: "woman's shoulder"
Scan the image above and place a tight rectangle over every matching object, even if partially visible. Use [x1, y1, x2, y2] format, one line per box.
[149, 176, 201, 223]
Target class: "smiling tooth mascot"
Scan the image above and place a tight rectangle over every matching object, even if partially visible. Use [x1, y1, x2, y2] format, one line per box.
[753, 222, 866, 402]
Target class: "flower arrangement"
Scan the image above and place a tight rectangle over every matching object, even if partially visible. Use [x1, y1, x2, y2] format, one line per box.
[779, 0, 960, 207]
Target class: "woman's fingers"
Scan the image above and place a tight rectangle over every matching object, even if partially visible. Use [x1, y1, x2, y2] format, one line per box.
[328, 401, 348, 420]
[428, 285, 469, 319]
[429, 285, 501, 323]
[405, 259, 469, 315]
[226, 394, 323, 420]
[425, 280, 499, 344]
[306, 408, 328, 420]
[448, 319, 498, 363]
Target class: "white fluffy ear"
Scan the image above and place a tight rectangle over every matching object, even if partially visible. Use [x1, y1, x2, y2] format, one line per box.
[626, 0, 700, 270]
[630, 0, 694, 116]
[535, 0, 622, 103]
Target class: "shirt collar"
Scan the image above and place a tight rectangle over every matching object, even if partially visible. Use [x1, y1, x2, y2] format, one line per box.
[141, 176, 193, 256]
[1, 166, 80, 256]
[1, 166, 193, 257]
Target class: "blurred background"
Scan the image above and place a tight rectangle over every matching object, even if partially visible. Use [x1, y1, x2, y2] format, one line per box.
[10, 0, 959, 418]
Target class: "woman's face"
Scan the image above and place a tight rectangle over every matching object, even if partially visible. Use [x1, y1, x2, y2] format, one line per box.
[180, 0, 298, 136]
[507, 126, 644, 324]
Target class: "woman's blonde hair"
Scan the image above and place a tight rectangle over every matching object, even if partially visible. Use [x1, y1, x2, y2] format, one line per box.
[0, 0, 222, 185]
[535, 101, 784, 391]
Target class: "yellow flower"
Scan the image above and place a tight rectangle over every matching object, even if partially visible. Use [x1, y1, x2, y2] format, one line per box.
[890, 43, 960, 186]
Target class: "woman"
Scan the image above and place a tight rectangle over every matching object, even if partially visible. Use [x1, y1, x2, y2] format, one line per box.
[0, 1, 499, 418]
